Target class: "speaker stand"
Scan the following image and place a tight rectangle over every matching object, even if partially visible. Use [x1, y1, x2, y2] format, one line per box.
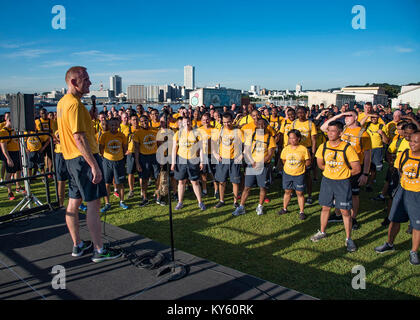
[8, 135, 43, 215]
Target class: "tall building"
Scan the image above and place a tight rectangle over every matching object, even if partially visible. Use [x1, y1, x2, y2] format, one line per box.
[147, 85, 161, 102]
[110, 75, 122, 96]
[250, 85, 258, 93]
[184, 65, 195, 90]
[127, 85, 146, 103]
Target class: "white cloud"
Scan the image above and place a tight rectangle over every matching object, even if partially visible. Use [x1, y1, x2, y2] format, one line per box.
[3, 49, 52, 58]
[394, 46, 414, 53]
[72, 50, 131, 62]
[40, 61, 72, 68]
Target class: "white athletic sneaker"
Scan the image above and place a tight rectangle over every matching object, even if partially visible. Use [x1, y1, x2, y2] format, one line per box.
[256, 204, 264, 216]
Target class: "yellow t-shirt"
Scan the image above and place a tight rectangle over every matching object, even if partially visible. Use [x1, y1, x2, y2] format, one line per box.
[127, 127, 140, 153]
[315, 141, 359, 180]
[135, 128, 158, 155]
[245, 131, 277, 164]
[54, 130, 62, 154]
[150, 120, 161, 129]
[192, 119, 202, 129]
[36, 118, 56, 133]
[279, 119, 294, 146]
[383, 121, 399, 141]
[237, 115, 252, 126]
[173, 128, 201, 160]
[119, 123, 131, 137]
[198, 126, 213, 155]
[25, 131, 48, 152]
[290, 120, 317, 148]
[267, 115, 283, 132]
[211, 127, 244, 160]
[0, 122, 6, 130]
[357, 112, 385, 125]
[388, 137, 410, 155]
[365, 122, 384, 149]
[241, 122, 276, 141]
[210, 120, 222, 129]
[341, 126, 372, 163]
[99, 131, 127, 161]
[281, 144, 310, 176]
[57, 94, 99, 160]
[394, 149, 420, 192]
[0, 127, 19, 152]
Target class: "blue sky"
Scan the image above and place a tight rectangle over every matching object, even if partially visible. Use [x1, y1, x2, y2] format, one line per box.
[0, 0, 419, 93]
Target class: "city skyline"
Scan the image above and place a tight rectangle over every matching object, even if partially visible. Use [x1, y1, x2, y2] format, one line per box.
[0, 0, 419, 94]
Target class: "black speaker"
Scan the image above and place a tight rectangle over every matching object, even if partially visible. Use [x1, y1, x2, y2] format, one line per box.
[10, 93, 35, 132]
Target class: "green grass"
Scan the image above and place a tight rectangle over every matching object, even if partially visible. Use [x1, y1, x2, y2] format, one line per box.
[1, 165, 419, 300]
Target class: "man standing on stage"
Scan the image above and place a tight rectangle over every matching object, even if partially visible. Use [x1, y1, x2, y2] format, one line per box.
[57, 66, 122, 263]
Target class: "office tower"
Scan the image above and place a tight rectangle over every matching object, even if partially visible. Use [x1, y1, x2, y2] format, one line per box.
[110, 75, 122, 96]
[127, 85, 146, 103]
[184, 65, 195, 90]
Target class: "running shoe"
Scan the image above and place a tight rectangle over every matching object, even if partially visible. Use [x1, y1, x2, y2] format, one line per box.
[256, 204, 264, 216]
[127, 190, 135, 199]
[328, 213, 343, 223]
[72, 240, 93, 257]
[100, 203, 111, 213]
[305, 197, 313, 205]
[214, 201, 225, 208]
[278, 208, 288, 215]
[119, 201, 129, 210]
[175, 202, 184, 210]
[232, 205, 245, 216]
[79, 203, 87, 212]
[139, 198, 149, 207]
[298, 212, 306, 220]
[374, 242, 395, 253]
[310, 230, 327, 242]
[346, 239, 357, 252]
[91, 247, 123, 263]
[113, 191, 120, 198]
[198, 202, 206, 211]
[409, 251, 419, 266]
[8, 192, 15, 201]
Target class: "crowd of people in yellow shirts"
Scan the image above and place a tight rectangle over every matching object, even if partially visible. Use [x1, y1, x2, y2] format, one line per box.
[0, 100, 419, 264]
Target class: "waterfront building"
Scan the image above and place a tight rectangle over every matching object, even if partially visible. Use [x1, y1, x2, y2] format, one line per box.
[184, 65, 195, 90]
[110, 75, 122, 96]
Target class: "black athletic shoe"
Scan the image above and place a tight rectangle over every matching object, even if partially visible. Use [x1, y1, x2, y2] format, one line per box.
[139, 198, 149, 207]
[371, 194, 385, 202]
[374, 242, 395, 253]
[214, 201, 225, 208]
[91, 247, 123, 263]
[277, 208, 288, 215]
[352, 218, 360, 230]
[409, 251, 419, 266]
[328, 214, 343, 223]
[381, 217, 391, 227]
[298, 212, 306, 220]
[72, 240, 93, 257]
[233, 202, 240, 208]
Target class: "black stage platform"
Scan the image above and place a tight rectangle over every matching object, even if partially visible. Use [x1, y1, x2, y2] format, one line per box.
[0, 209, 316, 300]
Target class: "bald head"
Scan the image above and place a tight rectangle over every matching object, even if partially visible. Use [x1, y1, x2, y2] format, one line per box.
[65, 66, 87, 84]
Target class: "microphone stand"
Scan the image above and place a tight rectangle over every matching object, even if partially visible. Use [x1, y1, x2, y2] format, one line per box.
[156, 109, 187, 281]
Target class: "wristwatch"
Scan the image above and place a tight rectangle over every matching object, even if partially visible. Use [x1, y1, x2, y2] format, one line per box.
[362, 173, 369, 177]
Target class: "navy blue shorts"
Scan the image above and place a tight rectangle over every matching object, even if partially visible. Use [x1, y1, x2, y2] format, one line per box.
[389, 186, 420, 230]
[66, 153, 107, 202]
[126, 153, 137, 175]
[28, 151, 44, 170]
[201, 155, 216, 177]
[282, 172, 305, 192]
[371, 148, 383, 171]
[174, 156, 200, 181]
[5, 151, 22, 174]
[139, 154, 160, 180]
[319, 176, 352, 210]
[215, 159, 242, 184]
[54, 152, 68, 181]
[102, 158, 126, 185]
[245, 164, 271, 188]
